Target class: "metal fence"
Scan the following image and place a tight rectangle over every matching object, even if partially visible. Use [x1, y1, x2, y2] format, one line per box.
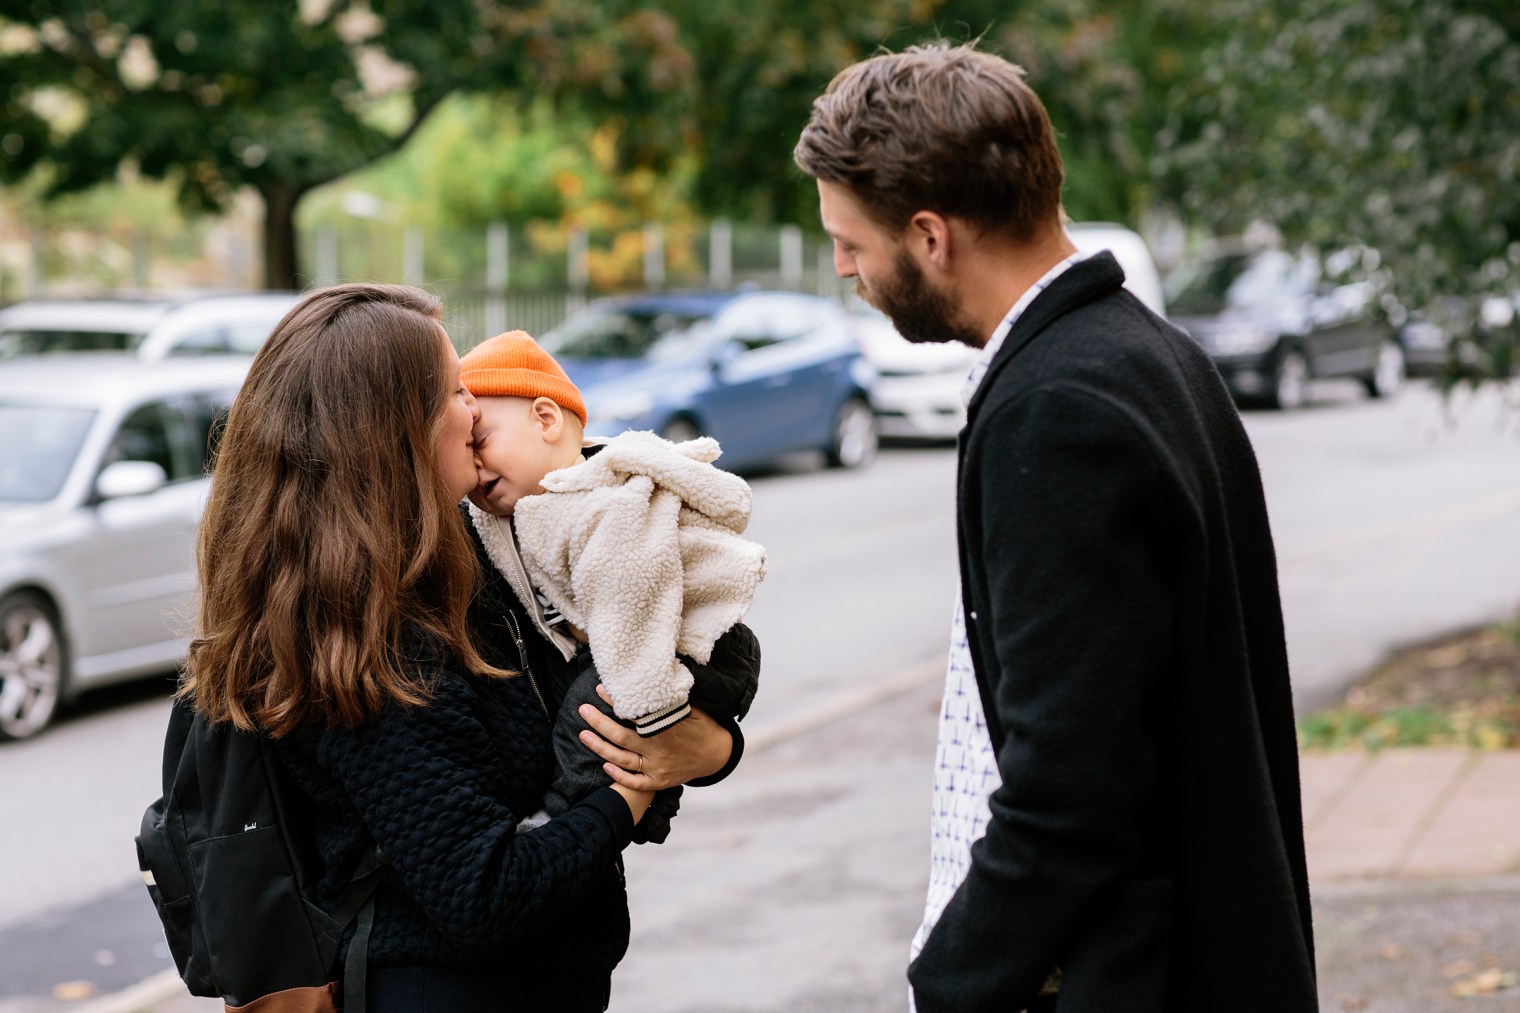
[299, 218, 851, 347]
[1, 214, 853, 338]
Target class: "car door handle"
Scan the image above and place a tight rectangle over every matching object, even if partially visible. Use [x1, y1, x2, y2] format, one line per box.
[763, 375, 792, 388]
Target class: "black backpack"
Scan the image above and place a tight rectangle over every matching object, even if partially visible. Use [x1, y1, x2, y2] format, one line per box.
[135, 698, 385, 1012]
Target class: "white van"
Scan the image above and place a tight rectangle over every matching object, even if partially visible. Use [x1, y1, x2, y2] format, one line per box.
[1067, 222, 1167, 317]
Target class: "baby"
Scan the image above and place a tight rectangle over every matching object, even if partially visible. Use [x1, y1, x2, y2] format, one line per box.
[460, 330, 766, 842]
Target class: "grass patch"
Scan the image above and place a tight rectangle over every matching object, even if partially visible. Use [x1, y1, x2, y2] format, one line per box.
[1299, 617, 1520, 752]
[1299, 703, 1518, 752]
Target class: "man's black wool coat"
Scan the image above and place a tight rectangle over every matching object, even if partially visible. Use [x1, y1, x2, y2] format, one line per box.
[908, 253, 1318, 1012]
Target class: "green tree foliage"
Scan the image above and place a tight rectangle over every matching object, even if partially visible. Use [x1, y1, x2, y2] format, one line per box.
[300, 94, 704, 290]
[335, 96, 696, 232]
[917, 1, 1222, 227]
[1160, 0, 1520, 383]
[656, 0, 934, 225]
[663, 0, 1221, 231]
[0, 1, 691, 288]
[0, 2, 1236, 297]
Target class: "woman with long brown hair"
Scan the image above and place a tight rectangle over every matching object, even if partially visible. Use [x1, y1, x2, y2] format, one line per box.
[180, 283, 745, 1011]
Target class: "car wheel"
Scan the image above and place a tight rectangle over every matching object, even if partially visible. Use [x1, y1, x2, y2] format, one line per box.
[660, 418, 702, 444]
[1271, 350, 1310, 410]
[0, 592, 67, 741]
[826, 398, 879, 469]
[1363, 339, 1406, 399]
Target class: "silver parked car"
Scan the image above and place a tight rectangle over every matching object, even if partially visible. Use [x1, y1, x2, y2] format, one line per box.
[0, 354, 251, 740]
[0, 291, 299, 361]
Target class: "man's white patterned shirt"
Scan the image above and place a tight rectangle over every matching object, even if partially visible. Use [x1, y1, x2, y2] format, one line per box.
[910, 251, 1087, 964]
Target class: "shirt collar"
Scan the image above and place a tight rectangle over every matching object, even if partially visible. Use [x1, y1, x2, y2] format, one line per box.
[961, 250, 1088, 406]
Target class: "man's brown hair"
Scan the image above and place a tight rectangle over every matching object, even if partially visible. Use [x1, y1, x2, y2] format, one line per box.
[794, 40, 1064, 242]
[181, 283, 510, 737]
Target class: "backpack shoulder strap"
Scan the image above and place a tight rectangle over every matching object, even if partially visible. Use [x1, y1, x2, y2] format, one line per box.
[332, 848, 386, 1013]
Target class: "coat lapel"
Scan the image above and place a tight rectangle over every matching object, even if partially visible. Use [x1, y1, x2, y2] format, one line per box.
[965, 251, 1126, 424]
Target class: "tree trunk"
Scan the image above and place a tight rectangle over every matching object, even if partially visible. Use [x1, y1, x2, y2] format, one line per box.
[260, 182, 302, 290]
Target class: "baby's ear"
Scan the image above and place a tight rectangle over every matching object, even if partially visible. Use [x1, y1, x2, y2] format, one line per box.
[531, 396, 564, 438]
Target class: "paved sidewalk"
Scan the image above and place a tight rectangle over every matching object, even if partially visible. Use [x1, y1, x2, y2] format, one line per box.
[55, 687, 1520, 1013]
[1300, 749, 1520, 881]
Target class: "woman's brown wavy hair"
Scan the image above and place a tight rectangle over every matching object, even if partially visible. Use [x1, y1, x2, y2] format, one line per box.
[181, 283, 510, 736]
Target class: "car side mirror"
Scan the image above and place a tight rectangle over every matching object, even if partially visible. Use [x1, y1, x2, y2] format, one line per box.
[95, 460, 168, 501]
[710, 340, 744, 373]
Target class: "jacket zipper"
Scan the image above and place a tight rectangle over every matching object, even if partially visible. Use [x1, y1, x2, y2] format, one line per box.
[490, 510, 579, 663]
[500, 573, 623, 923]
[501, 608, 550, 720]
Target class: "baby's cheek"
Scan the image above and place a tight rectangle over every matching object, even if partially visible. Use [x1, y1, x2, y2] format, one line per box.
[468, 487, 515, 517]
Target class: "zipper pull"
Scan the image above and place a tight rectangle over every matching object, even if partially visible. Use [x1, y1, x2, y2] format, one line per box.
[502, 609, 551, 719]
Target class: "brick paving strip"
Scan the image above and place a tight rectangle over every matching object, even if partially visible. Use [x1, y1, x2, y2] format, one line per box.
[1300, 749, 1520, 881]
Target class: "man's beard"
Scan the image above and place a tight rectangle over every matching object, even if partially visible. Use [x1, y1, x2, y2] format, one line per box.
[857, 247, 982, 348]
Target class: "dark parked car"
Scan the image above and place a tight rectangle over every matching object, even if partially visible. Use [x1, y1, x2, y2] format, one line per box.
[1397, 312, 1453, 378]
[535, 290, 878, 471]
[1396, 292, 1520, 378]
[1167, 245, 1405, 409]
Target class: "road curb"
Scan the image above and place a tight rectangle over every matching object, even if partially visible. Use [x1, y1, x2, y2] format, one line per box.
[744, 657, 944, 753]
[70, 969, 188, 1013]
[1311, 872, 1520, 900]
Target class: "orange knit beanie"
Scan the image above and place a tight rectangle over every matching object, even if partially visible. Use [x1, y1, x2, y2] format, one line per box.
[459, 330, 587, 426]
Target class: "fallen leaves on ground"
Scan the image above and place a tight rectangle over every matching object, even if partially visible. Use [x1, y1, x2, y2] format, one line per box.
[1300, 619, 1520, 751]
[1450, 967, 1518, 998]
[51, 981, 97, 1000]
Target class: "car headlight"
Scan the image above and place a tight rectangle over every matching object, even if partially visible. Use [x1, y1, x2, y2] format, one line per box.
[849, 356, 878, 388]
[1480, 296, 1515, 330]
[1208, 324, 1278, 356]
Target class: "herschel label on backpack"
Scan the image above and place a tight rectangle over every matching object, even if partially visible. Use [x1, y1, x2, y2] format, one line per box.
[136, 698, 381, 1012]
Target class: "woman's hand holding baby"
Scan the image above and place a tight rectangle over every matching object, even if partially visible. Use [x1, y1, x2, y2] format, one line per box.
[578, 684, 734, 791]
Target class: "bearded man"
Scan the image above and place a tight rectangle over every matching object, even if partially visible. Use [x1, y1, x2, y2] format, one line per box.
[795, 41, 1318, 1013]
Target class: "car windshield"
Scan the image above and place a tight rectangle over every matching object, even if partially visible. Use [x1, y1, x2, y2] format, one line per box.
[0, 328, 146, 359]
[0, 403, 96, 502]
[540, 307, 712, 361]
[1165, 250, 1316, 315]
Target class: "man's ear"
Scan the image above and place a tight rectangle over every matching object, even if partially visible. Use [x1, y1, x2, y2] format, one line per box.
[906, 210, 954, 271]
[530, 397, 564, 440]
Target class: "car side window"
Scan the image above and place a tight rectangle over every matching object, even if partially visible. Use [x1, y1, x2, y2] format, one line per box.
[187, 391, 238, 474]
[0, 329, 140, 356]
[765, 297, 831, 343]
[224, 318, 280, 355]
[102, 401, 199, 483]
[721, 299, 783, 352]
[169, 318, 282, 357]
[171, 328, 231, 356]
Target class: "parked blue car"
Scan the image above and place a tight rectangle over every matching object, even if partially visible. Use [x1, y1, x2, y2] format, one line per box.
[536, 290, 879, 472]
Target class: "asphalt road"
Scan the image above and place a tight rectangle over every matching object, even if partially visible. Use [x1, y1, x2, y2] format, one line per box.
[1249, 379, 1520, 712]
[1, 378, 1517, 1011]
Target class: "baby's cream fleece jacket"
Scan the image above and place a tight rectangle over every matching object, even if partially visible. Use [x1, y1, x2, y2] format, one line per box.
[471, 431, 766, 734]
